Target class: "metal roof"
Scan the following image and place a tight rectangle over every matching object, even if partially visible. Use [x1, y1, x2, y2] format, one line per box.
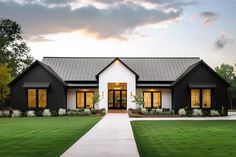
[42, 57, 200, 81]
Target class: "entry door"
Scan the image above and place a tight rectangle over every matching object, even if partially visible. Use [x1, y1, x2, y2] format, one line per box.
[108, 90, 127, 109]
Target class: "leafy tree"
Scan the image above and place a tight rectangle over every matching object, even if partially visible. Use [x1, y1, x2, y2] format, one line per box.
[132, 94, 144, 109]
[215, 63, 236, 109]
[0, 64, 12, 102]
[0, 19, 34, 77]
[215, 64, 235, 83]
[93, 92, 101, 109]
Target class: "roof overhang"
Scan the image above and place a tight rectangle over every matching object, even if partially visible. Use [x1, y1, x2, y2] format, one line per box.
[188, 83, 216, 88]
[23, 82, 50, 88]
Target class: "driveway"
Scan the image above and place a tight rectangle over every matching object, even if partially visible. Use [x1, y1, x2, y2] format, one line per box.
[61, 113, 139, 157]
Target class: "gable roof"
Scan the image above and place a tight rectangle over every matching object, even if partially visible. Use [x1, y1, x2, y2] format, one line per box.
[42, 57, 200, 81]
[95, 57, 139, 79]
[172, 60, 230, 86]
[8, 60, 66, 86]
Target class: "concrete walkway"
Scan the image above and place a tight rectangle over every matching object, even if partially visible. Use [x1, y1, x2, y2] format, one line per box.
[61, 113, 139, 157]
[130, 112, 236, 121]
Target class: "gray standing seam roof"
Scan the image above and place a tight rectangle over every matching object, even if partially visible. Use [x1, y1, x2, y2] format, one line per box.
[41, 57, 200, 81]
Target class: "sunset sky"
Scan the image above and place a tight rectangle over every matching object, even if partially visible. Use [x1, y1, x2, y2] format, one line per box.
[0, 0, 235, 68]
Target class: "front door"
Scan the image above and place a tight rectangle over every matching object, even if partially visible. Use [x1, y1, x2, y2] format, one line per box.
[108, 90, 127, 109]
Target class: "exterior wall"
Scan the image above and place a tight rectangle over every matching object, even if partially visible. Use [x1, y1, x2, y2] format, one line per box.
[10, 64, 66, 111]
[136, 88, 172, 109]
[67, 88, 98, 110]
[98, 60, 136, 111]
[173, 63, 228, 113]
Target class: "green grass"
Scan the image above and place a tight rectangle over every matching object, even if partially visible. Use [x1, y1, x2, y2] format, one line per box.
[0, 116, 101, 157]
[131, 121, 236, 157]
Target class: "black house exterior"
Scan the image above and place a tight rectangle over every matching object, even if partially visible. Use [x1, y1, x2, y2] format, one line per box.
[8, 57, 229, 113]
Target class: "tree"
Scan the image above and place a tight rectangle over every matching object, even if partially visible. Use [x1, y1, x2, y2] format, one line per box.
[215, 64, 235, 83]
[0, 64, 12, 102]
[0, 19, 34, 77]
[132, 94, 144, 109]
[215, 63, 236, 109]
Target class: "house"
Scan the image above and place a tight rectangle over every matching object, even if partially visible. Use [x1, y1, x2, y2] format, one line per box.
[8, 57, 229, 113]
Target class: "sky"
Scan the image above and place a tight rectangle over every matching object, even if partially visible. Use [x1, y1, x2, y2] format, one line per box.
[0, 0, 235, 68]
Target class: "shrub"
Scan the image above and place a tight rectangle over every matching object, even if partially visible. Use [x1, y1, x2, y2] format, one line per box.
[169, 110, 175, 115]
[51, 110, 58, 116]
[0, 110, 10, 117]
[162, 108, 170, 112]
[192, 109, 203, 116]
[58, 108, 66, 116]
[156, 108, 162, 114]
[202, 109, 210, 116]
[178, 108, 186, 116]
[210, 110, 220, 116]
[84, 109, 91, 114]
[67, 110, 77, 116]
[11, 110, 21, 117]
[42, 109, 51, 117]
[141, 108, 148, 114]
[35, 110, 43, 117]
[27, 110, 36, 117]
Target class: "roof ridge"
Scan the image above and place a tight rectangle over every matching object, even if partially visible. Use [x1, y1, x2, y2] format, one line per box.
[42, 56, 200, 59]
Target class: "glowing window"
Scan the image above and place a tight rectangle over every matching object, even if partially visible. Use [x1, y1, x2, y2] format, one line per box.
[191, 89, 200, 108]
[38, 89, 47, 108]
[28, 89, 36, 108]
[202, 89, 211, 108]
[153, 92, 161, 108]
[77, 92, 85, 108]
[144, 92, 151, 108]
[86, 92, 94, 108]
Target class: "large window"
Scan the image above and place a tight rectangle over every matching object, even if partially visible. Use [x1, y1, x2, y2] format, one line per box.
[202, 89, 211, 108]
[28, 89, 36, 108]
[144, 91, 161, 108]
[191, 89, 212, 108]
[191, 89, 200, 108]
[76, 91, 94, 109]
[27, 89, 47, 108]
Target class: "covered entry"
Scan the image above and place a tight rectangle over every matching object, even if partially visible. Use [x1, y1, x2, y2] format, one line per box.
[108, 83, 127, 109]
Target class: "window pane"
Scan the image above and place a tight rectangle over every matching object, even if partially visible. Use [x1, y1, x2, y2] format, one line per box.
[191, 89, 200, 108]
[86, 92, 94, 108]
[28, 89, 36, 108]
[144, 92, 151, 108]
[153, 92, 161, 108]
[77, 92, 84, 108]
[38, 89, 47, 108]
[202, 89, 211, 108]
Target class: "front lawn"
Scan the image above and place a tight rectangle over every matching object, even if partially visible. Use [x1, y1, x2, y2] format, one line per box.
[131, 120, 236, 157]
[0, 116, 101, 157]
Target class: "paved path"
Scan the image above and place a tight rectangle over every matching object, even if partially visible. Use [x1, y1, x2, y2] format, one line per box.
[130, 112, 236, 121]
[61, 113, 139, 157]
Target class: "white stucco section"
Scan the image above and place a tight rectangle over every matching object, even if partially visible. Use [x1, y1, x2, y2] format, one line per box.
[136, 88, 172, 109]
[67, 88, 98, 110]
[98, 60, 136, 111]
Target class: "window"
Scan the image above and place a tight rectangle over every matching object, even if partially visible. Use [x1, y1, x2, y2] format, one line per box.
[191, 89, 212, 108]
[191, 89, 200, 108]
[153, 92, 161, 108]
[27, 89, 47, 108]
[77, 92, 85, 108]
[86, 92, 94, 108]
[144, 92, 151, 108]
[202, 89, 211, 108]
[144, 91, 161, 108]
[28, 89, 36, 108]
[76, 91, 94, 108]
[38, 89, 47, 108]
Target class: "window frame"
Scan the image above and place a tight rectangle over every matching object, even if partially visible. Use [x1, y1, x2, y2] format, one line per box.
[143, 91, 162, 109]
[76, 91, 94, 109]
[190, 88, 212, 109]
[27, 88, 48, 109]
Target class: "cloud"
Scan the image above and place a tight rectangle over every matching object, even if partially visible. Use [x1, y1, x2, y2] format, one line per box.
[200, 11, 218, 25]
[214, 33, 233, 49]
[0, 0, 193, 40]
